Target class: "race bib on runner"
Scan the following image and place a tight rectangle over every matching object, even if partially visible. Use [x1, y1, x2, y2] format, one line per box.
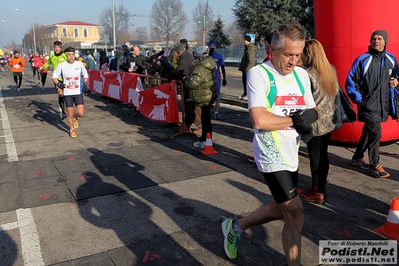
[65, 76, 80, 89]
[274, 96, 306, 130]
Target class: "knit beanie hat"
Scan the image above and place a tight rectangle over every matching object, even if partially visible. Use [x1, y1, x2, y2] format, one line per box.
[208, 41, 217, 47]
[370, 30, 388, 45]
[244, 35, 252, 42]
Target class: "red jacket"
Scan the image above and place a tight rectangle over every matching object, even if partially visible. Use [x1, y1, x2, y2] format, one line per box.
[33, 57, 48, 73]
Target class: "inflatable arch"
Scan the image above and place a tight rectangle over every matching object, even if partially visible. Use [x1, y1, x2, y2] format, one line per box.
[314, 0, 399, 143]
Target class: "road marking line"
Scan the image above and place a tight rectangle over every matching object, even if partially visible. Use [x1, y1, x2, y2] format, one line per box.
[16, 208, 45, 266]
[0, 86, 18, 162]
[0, 87, 44, 265]
[0, 221, 19, 231]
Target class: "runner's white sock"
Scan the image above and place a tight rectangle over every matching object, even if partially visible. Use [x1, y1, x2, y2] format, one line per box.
[233, 220, 243, 234]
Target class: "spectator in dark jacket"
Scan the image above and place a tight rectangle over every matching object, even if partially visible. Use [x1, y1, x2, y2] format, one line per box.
[238, 35, 258, 100]
[174, 42, 196, 129]
[346, 30, 398, 178]
[147, 50, 176, 81]
[99, 50, 109, 70]
[119, 44, 132, 71]
[121, 46, 147, 75]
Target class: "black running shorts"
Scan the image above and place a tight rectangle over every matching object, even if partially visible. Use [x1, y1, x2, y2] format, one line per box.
[64, 94, 84, 108]
[262, 170, 298, 203]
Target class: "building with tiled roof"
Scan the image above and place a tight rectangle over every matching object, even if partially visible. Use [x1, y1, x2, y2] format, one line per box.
[32, 21, 103, 53]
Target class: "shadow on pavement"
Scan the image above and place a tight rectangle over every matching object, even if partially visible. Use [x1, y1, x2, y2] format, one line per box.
[28, 100, 69, 134]
[0, 230, 18, 266]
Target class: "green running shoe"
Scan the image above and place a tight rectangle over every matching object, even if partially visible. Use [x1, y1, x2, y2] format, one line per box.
[221, 218, 241, 259]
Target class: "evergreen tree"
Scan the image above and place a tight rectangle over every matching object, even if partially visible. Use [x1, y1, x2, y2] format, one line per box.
[207, 16, 232, 48]
[299, 0, 314, 37]
[232, 0, 314, 43]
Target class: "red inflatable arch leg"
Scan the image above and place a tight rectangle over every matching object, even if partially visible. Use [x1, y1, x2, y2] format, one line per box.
[314, 0, 399, 143]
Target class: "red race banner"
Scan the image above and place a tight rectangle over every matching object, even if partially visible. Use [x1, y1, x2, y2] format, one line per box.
[88, 70, 179, 123]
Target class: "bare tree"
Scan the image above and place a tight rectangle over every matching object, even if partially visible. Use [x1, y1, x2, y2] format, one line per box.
[135, 27, 149, 41]
[225, 21, 243, 48]
[99, 5, 133, 46]
[24, 23, 56, 54]
[150, 0, 188, 46]
[192, 1, 215, 45]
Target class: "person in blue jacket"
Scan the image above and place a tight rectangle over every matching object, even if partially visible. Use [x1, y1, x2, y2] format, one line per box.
[345, 30, 398, 178]
[208, 41, 226, 120]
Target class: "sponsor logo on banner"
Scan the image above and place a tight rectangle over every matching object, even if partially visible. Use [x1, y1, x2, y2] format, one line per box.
[88, 70, 179, 123]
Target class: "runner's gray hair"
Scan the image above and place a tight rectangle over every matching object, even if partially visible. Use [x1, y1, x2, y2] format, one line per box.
[271, 22, 307, 50]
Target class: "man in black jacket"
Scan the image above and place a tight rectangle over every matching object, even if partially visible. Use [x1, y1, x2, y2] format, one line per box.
[174, 42, 195, 129]
[346, 30, 398, 178]
[122, 46, 147, 75]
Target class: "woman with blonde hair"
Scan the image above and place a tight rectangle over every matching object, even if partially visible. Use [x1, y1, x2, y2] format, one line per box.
[299, 39, 340, 204]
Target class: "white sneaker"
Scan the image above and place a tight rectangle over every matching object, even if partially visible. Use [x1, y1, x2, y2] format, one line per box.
[193, 141, 205, 149]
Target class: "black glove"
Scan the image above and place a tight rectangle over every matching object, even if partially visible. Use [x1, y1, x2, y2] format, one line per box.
[208, 48, 215, 56]
[176, 70, 185, 81]
[222, 78, 227, 86]
[298, 125, 313, 143]
[83, 82, 88, 92]
[57, 83, 65, 90]
[290, 108, 318, 132]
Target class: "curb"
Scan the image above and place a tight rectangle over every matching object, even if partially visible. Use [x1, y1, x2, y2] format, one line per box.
[220, 95, 248, 109]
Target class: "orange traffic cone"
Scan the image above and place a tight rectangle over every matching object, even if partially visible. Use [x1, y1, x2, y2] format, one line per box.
[201, 132, 218, 155]
[374, 198, 399, 240]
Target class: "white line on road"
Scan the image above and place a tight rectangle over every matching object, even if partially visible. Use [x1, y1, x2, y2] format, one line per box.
[0, 86, 18, 161]
[0, 86, 44, 265]
[16, 208, 45, 266]
[0, 221, 19, 231]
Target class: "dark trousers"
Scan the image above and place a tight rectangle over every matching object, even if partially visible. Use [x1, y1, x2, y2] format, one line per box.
[13, 72, 23, 88]
[37, 68, 41, 81]
[54, 83, 66, 114]
[241, 71, 247, 96]
[353, 122, 381, 167]
[306, 132, 332, 187]
[39, 72, 47, 86]
[59, 96, 66, 114]
[184, 100, 196, 127]
[194, 106, 202, 128]
[199, 105, 212, 142]
[32, 66, 37, 77]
